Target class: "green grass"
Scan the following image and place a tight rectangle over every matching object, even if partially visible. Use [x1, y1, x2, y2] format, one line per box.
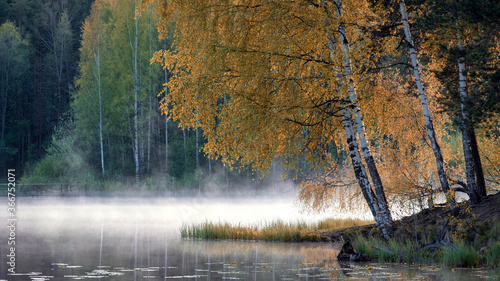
[352, 235, 500, 267]
[441, 242, 480, 267]
[180, 218, 372, 242]
[484, 242, 500, 268]
[352, 235, 424, 263]
[346, 217, 500, 268]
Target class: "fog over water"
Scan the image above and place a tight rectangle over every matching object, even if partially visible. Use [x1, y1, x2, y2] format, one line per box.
[9, 196, 340, 236]
[1, 195, 497, 280]
[0, 195, 345, 281]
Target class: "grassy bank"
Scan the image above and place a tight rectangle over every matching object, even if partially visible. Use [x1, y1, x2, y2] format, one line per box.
[180, 218, 373, 242]
[351, 230, 500, 268]
[329, 194, 500, 268]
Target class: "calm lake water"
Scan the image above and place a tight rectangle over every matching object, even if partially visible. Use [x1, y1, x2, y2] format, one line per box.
[0, 196, 498, 280]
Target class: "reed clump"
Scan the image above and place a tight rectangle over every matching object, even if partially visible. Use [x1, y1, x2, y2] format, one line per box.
[180, 218, 372, 242]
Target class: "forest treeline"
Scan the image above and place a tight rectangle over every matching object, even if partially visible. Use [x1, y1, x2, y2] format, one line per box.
[1, 0, 93, 176]
[1, 0, 270, 191]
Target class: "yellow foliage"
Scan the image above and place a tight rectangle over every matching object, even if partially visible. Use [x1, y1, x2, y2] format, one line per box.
[143, 0, 500, 215]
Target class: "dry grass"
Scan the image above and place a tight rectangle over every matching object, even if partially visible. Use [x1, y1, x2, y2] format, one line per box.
[180, 218, 373, 242]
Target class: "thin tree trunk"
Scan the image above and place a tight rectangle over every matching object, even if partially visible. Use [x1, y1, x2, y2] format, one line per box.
[458, 39, 479, 203]
[400, 1, 452, 202]
[196, 124, 199, 170]
[146, 9, 153, 175]
[183, 129, 187, 165]
[147, 95, 152, 174]
[132, 1, 140, 186]
[94, 34, 105, 177]
[164, 39, 169, 174]
[140, 106, 145, 162]
[469, 129, 487, 198]
[341, 104, 391, 238]
[457, 39, 487, 202]
[333, 0, 392, 227]
[322, 0, 392, 237]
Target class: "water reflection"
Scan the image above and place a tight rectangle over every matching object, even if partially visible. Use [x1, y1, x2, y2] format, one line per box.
[0, 197, 498, 280]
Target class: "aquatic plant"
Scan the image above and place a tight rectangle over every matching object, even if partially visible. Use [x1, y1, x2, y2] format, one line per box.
[180, 218, 372, 242]
[483, 242, 500, 268]
[441, 242, 480, 267]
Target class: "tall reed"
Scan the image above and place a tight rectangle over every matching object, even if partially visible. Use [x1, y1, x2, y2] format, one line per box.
[180, 218, 372, 242]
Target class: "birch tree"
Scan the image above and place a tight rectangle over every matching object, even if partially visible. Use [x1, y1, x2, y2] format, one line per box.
[407, 0, 500, 202]
[76, 0, 164, 180]
[331, 0, 393, 234]
[76, 0, 110, 178]
[458, 39, 481, 203]
[125, 0, 141, 185]
[399, 1, 454, 206]
[95, 35, 105, 177]
[164, 39, 169, 173]
[144, 0, 394, 237]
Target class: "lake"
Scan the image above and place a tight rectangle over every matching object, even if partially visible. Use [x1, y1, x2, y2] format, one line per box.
[0, 196, 498, 280]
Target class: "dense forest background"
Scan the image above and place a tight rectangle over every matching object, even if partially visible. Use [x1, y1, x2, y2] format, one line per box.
[0, 0, 281, 192]
[1, 0, 500, 201]
[0, 0, 94, 178]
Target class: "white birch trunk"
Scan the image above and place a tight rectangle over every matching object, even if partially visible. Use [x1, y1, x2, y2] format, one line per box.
[140, 107, 145, 162]
[164, 39, 169, 173]
[333, 0, 392, 227]
[457, 39, 487, 201]
[133, 1, 140, 186]
[400, 1, 452, 200]
[341, 104, 392, 238]
[94, 34, 105, 177]
[322, 0, 392, 236]
[147, 12, 153, 175]
[147, 95, 152, 174]
[458, 39, 479, 203]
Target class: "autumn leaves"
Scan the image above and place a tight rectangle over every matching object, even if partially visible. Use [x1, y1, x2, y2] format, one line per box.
[144, 0, 499, 236]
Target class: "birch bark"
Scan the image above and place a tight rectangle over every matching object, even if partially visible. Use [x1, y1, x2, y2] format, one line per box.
[458, 39, 479, 203]
[164, 39, 169, 174]
[146, 8, 154, 175]
[400, 0, 452, 203]
[341, 104, 392, 238]
[94, 34, 105, 177]
[458, 39, 487, 202]
[132, 0, 140, 185]
[333, 0, 393, 228]
[322, 0, 393, 238]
